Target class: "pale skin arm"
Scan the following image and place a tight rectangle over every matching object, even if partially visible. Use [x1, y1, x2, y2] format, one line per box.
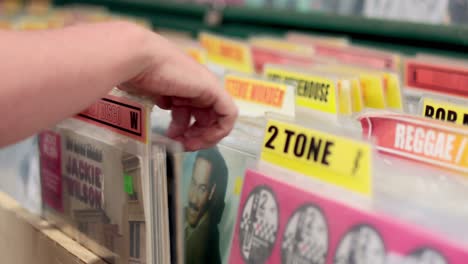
[0, 21, 237, 150]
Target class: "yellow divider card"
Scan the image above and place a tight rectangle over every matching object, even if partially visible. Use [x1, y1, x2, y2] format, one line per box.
[350, 78, 364, 112]
[337, 80, 353, 115]
[422, 97, 468, 126]
[200, 32, 254, 74]
[382, 72, 403, 110]
[264, 66, 339, 114]
[261, 119, 373, 196]
[320, 65, 387, 109]
[360, 74, 387, 109]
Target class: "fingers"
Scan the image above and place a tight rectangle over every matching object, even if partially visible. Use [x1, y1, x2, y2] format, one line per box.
[167, 105, 237, 151]
[127, 33, 238, 150]
[167, 107, 191, 141]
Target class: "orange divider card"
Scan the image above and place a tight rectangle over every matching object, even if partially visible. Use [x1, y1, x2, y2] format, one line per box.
[224, 74, 295, 117]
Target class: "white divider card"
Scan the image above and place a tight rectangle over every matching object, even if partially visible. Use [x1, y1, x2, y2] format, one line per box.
[224, 74, 295, 118]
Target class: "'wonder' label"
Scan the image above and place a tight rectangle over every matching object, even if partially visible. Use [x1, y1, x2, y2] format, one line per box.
[261, 119, 372, 196]
[421, 97, 468, 126]
[224, 75, 295, 117]
[200, 32, 254, 74]
[360, 114, 468, 174]
[264, 67, 338, 114]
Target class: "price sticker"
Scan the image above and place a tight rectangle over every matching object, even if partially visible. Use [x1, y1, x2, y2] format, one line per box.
[261, 119, 373, 196]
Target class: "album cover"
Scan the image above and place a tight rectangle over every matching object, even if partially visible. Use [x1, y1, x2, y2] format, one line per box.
[230, 169, 468, 264]
[181, 143, 256, 264]
[40, 128, 147, 264]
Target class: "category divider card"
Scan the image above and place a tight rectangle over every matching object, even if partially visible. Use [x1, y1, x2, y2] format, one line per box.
[316, 65, 388, 110]
[263, 65, 340, 115]
[200, 32, 254, 74]
[405, 58, 468, 98]
[420, 97, 468, 126]
[229, 170, 468, 264]
[359, 113, 468, 175]
[224, 74, 295, 118]
[260, 119, 373, 196]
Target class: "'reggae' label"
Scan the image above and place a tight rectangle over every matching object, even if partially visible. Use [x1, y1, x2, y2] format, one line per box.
[359, 114, 468, 174]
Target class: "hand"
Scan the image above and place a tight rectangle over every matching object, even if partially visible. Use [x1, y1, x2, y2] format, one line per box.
[122, 31, 238, 151]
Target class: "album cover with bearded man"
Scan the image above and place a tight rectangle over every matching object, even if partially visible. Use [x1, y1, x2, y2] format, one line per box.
[181, 144, 256, 264]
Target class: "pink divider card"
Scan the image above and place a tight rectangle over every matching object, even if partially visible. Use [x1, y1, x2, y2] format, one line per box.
[229, 170, 468, 264]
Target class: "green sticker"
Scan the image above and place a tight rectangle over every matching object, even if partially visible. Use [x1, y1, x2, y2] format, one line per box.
[124, 174, 134, 195]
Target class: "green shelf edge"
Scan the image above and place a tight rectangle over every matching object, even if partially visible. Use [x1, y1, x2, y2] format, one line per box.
[223, 6, 468, 47]
[53, 0, 468, 58]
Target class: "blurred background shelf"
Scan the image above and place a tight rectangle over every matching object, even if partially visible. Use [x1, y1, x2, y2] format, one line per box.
[53, 0, 468, 58]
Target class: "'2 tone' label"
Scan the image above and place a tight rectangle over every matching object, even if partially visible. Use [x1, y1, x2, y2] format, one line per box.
[261, 119, 372, 196]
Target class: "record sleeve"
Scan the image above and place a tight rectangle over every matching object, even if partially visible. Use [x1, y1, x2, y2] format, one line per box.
[39, 89, 159, 264]
[181, 143, 256, 264]
[230, 168, 468, 264]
